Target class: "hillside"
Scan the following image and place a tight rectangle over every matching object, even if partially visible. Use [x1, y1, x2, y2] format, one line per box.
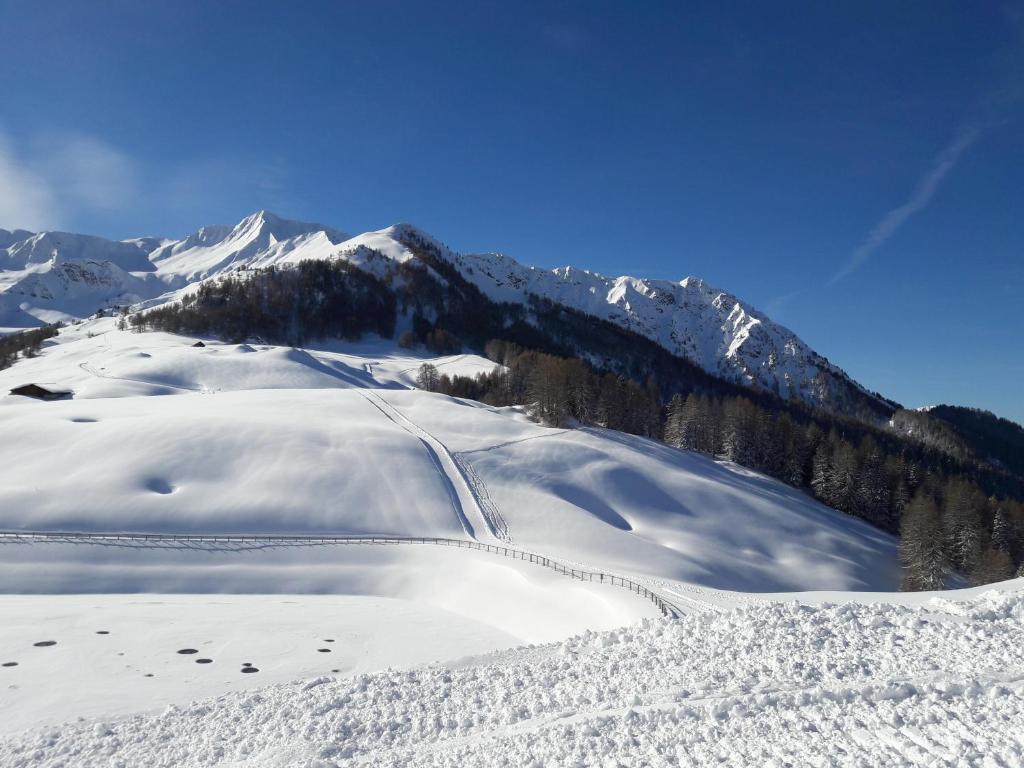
[927, 405, 1024, 478]
[0, 319, 899, 593]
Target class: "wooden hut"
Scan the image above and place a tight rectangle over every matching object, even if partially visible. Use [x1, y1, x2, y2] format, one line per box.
[9, 384, 73, 401]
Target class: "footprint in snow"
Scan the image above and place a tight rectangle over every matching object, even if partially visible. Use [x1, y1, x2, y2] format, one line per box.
[33, 641, 57, 647]
[2, 662, 17, 667]
[177, 648, 199, 655]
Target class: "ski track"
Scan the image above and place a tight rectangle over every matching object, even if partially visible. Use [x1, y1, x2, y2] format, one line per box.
[76, 332, 201, 394]
[356, 389, 510, 543]
[353, 389, 477, 540]
[458, 430, 573, 456]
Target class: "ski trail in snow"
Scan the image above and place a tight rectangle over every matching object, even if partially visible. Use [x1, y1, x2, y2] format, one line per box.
[76, 332, 201, 393]
[359, 390, 511, 544]
[458, 429, 573, 456]
[354, 389, 477, 540]
[450, 452, 511, 543]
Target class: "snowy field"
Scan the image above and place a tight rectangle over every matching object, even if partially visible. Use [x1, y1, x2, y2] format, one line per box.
[2, 584, 1022, 766]
[0, 594, 523, 736]
[4, 319, 1007, 763]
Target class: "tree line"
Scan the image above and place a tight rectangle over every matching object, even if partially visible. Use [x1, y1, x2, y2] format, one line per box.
[417, 341, 1024, 590]
[0, 325, 61, 371]
[129, 261, 396, 345]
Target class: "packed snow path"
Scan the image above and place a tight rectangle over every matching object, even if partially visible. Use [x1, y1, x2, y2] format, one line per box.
[355, 390, 512, 543]
[3, 587, 1022, 767]
[0, 532, 680, 617]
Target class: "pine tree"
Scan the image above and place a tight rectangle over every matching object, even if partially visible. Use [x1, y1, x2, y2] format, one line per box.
[990, 506, 1013, 554]
[900, 490, 947, 591]
[810, 440, 834, 503]
[663, 394, 685, 448]
[942, 479, 985, 573]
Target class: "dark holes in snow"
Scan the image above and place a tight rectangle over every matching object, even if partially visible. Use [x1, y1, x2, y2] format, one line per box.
[195, 658, 213, 664]
[323, 639, 335, 643]
[177, 648, 199, 655]
[145, 478, 175, 495]
[2, 662, 17, 667]
[144, 673, 154, 678]
[241, 666, 259, 674]
[70, 418, 98, 423]
[33, 641, 56, 647]
[96, 631, 110, 635]
[317, 648, 332, 653]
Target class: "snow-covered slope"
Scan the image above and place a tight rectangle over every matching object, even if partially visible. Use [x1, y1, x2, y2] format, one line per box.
[0, 319, 899, 593]
[0, 211, 891, 415]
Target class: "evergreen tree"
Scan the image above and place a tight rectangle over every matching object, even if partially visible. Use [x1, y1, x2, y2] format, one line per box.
[663, 394, 685, 448]
[900, 490, 947, 591]
[990, 505, 1013, 554]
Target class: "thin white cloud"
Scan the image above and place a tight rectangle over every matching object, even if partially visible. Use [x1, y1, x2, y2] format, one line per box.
[0, 132, 60, 231]
[35, 133, 139, 211]
[830, 126, 980, 286]
[0, 130, 139, 233]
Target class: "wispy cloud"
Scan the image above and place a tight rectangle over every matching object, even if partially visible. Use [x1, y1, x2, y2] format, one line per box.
[831, 5, 1024, 286]
[0, 130, 139, 232]
[0, 133, 59, 231]
[35, 133, 139, 211]
[829, 126, 980, 286]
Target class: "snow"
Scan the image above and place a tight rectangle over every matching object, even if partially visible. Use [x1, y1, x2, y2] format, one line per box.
[0, 210, 883, 412]
[0, 315, 1015, 763]
[0, 594, 523, 736]
[0, 320, 899, 594]
[2, 584, 1022, 766]
[149, 211, 347, 284]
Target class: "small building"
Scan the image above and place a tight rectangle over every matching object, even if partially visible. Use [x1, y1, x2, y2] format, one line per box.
[9, 384, 73, 401]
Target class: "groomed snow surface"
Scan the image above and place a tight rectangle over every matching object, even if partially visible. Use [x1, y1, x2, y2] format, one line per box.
[2, 585, 1023, 767]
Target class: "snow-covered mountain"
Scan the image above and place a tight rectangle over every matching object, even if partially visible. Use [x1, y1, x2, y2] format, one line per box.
[0, 211, 891, 415]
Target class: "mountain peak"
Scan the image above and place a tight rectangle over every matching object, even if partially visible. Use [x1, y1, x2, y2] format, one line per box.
[233, 210, 345, 243]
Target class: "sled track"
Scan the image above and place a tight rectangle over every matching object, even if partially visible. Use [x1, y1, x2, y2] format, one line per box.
[0, 530, 682, 618]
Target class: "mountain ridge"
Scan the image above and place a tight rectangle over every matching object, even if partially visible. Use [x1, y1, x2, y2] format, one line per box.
[0, 210, 893, 419]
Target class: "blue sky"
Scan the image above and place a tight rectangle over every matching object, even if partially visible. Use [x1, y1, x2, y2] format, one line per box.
[1, 1, 1022, 422]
